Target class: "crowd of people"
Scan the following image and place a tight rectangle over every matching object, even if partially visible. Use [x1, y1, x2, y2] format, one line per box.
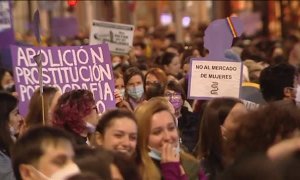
[1, 15, 300, 180]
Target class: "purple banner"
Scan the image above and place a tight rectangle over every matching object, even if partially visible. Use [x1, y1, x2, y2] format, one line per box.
[11, 43, 116, 115]
[51, 17, 79, 38]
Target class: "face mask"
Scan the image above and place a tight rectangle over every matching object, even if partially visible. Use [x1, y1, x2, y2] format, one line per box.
[148, 144, 181, 161]
[169, 98, 183, 111]
[127, 85, 144, 100]
[86, 122, 96, 133]
[3, 82, 14, 90]
[50, 163, 80, 180]
[29, 163, 80, 180]
[9, 125, 18, 136]
[119, 88, 125, 99]
[112, 62, 120, 68]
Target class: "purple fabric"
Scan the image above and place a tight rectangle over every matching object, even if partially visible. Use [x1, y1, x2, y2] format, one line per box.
[161, 162, 188, 180]
[198, 168, 208, 180]
[51, 17, 79, 38]
[10, 43, 116, 115]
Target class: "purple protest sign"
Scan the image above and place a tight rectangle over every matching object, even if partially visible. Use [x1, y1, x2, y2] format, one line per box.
[51, 17, 79, 38]
[10, 43, 116, 116]
[188, 17, 244, 100]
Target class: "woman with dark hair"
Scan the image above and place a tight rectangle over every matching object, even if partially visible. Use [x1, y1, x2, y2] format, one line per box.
[24, 86, 60, 131]
[144, 68, 168, 100]
[74, 146, 141, 180]
[123, 67, 145, 110]
[159, 52, 182, 80]
[232, 100, 300, 159]
[52, 89, 99, 145]
[0, 68, 14, 91]
[0, 92, 22, 180]
[195, 97, 247, 180]
[94, 109, 137, 157]
[164, 80, 201, 153]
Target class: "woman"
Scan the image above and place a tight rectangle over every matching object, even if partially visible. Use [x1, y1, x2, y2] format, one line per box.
[94, 109, 138, 157]
[52, 89, 99, 145]
[114, 72, 132, 111]
[195, 97, 247, 180]
[164, 80, 200, 153]
[144, 68, 167, 100]
[124, 67, 145, 110]
[158, 52, 182, 80]
[0, 92, 22, 180]
[74, 146, 141, 180]
[24, 86, 60, 131]
[0, 68, 14, 91]
[134, 100, 199, 180]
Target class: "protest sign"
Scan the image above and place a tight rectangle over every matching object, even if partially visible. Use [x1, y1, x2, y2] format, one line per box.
[188, 60, 242, 99]
[188, 17, 244, 99]
[11, 44, 115, 115]
[89, 20, 134, 55]
[0, 1, 11, 32]
[0, 0, 15, 69]
[51, 17, 79, 38]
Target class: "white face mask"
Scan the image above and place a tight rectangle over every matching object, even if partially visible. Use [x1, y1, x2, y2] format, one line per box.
[86, 122, 96, 133]
[29, 163, 80, 180]
[148, 144, 181, 161]
[3, 82, 14, 90]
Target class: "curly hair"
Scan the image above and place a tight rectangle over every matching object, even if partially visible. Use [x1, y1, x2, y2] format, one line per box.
[231, 100, 300, 158]
[52, 89, 95, 135]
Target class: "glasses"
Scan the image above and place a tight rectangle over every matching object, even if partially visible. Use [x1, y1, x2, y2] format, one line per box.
[92, 106, 99, 114]
[164, 92, 181, 100]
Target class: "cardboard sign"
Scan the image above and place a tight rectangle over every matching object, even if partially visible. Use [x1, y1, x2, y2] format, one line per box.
[189, 60, 242, 99]
[10, 44, 115, 115]
[188, 17, 244, 99]
[0, 0, 15, 69]
[89, 20, 134, 55]
[51, 17, 79, 38]
[0, 1, 11, 32]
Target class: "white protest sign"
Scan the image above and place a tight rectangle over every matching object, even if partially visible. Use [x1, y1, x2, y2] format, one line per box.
[0, 1, 11, 32]
[188, 60, 242, 99]
[89, 20, 134, 55]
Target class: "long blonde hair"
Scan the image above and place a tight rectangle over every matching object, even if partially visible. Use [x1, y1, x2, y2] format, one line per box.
[134, 99, 173, 179]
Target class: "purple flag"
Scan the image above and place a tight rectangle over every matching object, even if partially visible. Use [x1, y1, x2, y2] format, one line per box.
[11, 43, 116, 115]
[51, 17, 79, 38]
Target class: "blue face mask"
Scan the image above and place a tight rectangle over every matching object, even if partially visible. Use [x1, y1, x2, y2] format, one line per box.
[127, 84, 144, 100]
[148, 144, 181, 161]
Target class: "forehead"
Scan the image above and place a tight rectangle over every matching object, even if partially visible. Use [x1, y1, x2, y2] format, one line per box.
[106, 117, 137, 131]
[128, 75, 143, 83]
[170, 56, 179, 63]
[146, 73, 158, 81]
[151, 110, 174, 127]
[41, 139, 74, 157]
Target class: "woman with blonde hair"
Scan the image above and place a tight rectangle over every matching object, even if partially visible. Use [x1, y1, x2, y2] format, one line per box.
[24, 86, 60, 130]
[134, 99, 199, 179]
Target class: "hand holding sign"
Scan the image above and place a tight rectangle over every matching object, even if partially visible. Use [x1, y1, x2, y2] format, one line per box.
[188, 17, 244, 99]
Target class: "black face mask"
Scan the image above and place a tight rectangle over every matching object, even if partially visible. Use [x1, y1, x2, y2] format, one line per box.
[145, 83, 164, 100]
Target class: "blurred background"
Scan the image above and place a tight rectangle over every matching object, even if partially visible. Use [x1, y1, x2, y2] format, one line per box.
[11, 0, 300, 43]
